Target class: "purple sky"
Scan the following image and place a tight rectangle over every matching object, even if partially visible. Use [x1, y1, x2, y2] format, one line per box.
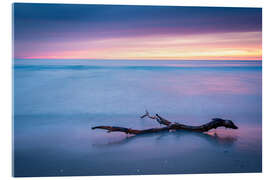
[13, 3, 262, 60]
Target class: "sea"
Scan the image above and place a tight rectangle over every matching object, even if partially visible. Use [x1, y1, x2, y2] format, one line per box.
[13, 59, 262, 177]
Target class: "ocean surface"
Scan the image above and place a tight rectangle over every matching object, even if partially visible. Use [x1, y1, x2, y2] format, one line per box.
[13, 59, 262, 177]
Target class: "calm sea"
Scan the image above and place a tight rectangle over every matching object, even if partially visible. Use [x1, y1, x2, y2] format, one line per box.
[13, 59, 262, 176]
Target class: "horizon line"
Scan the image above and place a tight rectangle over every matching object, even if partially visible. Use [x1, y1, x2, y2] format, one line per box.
[14, 58, 262, 61]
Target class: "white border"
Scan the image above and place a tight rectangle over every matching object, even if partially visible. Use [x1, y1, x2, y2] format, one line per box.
[1, 0, 269, 180]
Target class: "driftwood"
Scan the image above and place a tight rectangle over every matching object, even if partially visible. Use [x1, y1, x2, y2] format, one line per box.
[92, 110, 238, 135]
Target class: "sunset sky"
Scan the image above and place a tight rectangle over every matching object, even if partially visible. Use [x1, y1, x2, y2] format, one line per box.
[13, 3, 262, 60]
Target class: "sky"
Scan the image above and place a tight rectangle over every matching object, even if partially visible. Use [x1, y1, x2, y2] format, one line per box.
[13, 3, 262, 60]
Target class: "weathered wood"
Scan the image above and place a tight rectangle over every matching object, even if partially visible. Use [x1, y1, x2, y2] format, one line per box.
[140, 110, 171, 126]
[92, 111, 238, 135]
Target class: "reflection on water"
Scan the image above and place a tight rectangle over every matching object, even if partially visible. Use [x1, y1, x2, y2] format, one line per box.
[92, 130, 238, 147]
[13, 60, 262, 176]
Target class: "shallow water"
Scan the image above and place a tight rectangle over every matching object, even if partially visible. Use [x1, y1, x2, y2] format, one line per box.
[13, 60, 262, 177]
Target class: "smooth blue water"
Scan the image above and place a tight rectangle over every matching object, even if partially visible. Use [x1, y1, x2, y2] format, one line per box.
[13, 60, 262, 177]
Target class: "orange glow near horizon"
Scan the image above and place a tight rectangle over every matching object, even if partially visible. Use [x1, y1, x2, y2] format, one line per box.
[18, 31, 262, 60]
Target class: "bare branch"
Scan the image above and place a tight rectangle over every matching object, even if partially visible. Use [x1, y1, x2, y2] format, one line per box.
[156, 114, 171, 126]
[140, 110, 156, 119]
[140, 110, 172, 126]
[92, 112, 238, 135]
